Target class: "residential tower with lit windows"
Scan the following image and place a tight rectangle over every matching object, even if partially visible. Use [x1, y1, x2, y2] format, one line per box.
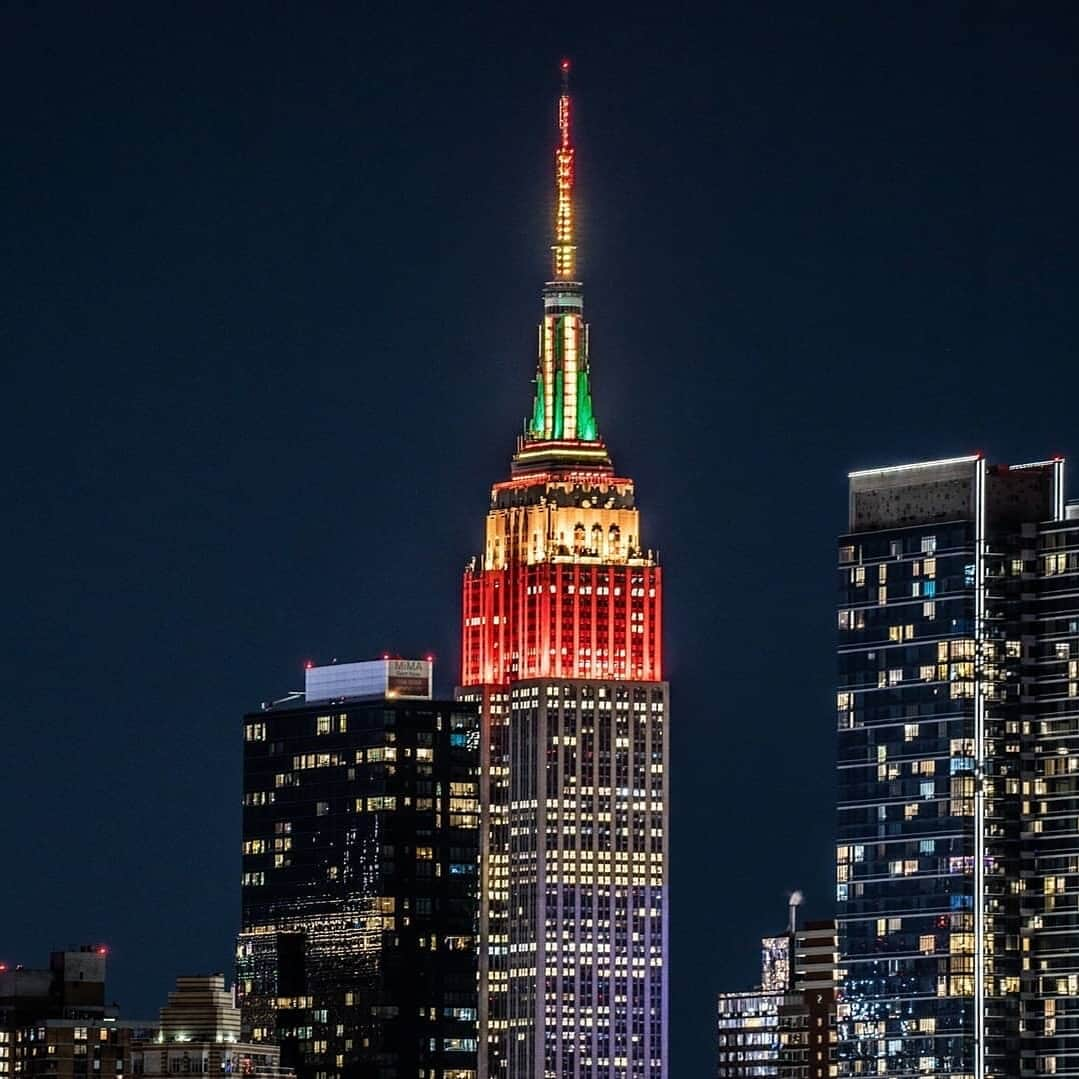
[458, 61, 668, 1079]
[236, 658, 480, 1079]
[835, 453, 1079, 1078]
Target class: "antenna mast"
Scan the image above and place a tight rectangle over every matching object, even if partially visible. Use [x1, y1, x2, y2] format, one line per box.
[552, 58, 577, 281]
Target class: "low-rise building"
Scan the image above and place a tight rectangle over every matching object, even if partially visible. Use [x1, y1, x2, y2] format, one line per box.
[0, 947, 156, 1079]
[133, 975, 289, 1079]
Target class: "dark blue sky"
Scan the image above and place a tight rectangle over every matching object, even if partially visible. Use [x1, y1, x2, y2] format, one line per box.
[4, 3, 1079, 1074]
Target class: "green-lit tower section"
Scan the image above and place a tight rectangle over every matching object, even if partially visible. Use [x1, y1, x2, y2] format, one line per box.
[526, 59, 600, 451]
[531, 282, 598, 443]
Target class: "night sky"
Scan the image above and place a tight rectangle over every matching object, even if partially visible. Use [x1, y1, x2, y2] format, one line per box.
[4, 3, 1079, 1074]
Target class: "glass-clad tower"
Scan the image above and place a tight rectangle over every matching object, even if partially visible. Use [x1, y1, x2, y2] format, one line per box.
[458, 62, 668, 1079]
[1026, 508, 1079, 1078]
[836, 454, 1079, 1078]
[237, 659, 480, 1079]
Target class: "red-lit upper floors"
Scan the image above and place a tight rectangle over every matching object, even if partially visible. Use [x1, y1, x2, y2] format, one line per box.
[461, 559, 662, 686]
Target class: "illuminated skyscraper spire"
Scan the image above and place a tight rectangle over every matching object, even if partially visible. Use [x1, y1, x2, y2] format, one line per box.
[461, 60, 668, 1079]
[526, 59, 600, 453]
[552, 58, 576, 282]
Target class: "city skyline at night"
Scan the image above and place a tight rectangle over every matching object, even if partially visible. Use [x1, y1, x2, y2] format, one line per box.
[6, 8, 1079, 1078]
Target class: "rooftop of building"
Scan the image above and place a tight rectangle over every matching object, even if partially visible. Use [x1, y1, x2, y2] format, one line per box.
[846, 452, 1068, 533]
[257, 656, 457, 712]
[0, 947, 158, 1032]
[154, 973, 240, 1044]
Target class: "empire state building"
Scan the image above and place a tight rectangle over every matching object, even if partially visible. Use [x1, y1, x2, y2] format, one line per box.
[458, 61, 669, 1079]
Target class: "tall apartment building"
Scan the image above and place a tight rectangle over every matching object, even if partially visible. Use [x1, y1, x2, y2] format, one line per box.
[0, 947, 156, 1079]
[716, 907, 837, 1078]
[835, 453, 1079, 1078]
[237, 658, 480, 1079]
[458, 62, 668, 1079]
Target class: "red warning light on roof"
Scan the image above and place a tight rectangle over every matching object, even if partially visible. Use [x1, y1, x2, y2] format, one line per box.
[425, 654, 434, 663]
[304, 660, 314, 670]
[97, 947, 107, 956]
[561, 58, 570, 72]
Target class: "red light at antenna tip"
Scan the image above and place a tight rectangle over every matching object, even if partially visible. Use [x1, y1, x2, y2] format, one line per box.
[561, 59, 570, 71]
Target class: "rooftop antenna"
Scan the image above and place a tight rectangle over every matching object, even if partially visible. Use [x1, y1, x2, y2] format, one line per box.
[552, 58, 576, 282]
[788, 890, 804, 935]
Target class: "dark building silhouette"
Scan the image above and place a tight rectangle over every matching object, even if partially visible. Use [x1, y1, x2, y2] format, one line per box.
[0, 947, 156, 1079]
[237, 659, 480, 1079]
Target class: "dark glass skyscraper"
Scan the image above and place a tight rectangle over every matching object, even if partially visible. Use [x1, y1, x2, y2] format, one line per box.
[237, 659, 481, 1079]
[835, 454, 1079, 1078]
